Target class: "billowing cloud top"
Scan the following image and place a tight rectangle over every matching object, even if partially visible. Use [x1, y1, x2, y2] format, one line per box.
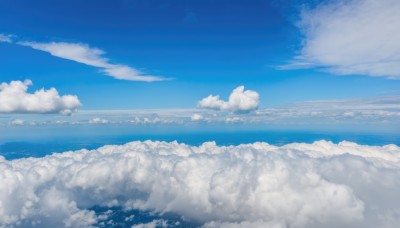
[0, 80, 81, 115]
[283, 0, 400, 79]
[199, 86, 259, 112]
[0, 140, 400, 227]
[18, 41, 167, 82]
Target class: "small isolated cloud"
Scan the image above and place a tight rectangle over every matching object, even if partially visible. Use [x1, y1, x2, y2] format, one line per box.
[0, 34, 12, 43]
[191, 113, 204, 121]
[18, 42, 167, 82]
[283, 0, 400, 79]
[88, 118, 109, 124]
[0, 80, 81, 115]
[225, 116, 242, 123]
[9, 119, 24, 126]
[198, 86, 259, 113]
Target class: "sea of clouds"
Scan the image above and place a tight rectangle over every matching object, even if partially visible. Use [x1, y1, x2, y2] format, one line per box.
[1, 140, 400, 227]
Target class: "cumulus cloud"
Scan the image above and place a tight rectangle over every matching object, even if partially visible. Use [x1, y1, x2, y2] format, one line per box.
[132, 219, 168, 228]
[191, 113, 205, 121]
[283, 0, 400, 79]
[18, 41, 166, 82]
[1, 140, 400, 227]
[199, 86, 259, 112]
[0, 34, 12, 43]
[0, 80, 81, 115]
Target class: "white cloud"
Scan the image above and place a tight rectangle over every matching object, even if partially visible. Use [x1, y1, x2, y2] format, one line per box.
[283, 0, 400, 79]
[88, 118, 109, 124]
[225, 116, 242, 123]
[9, 119, 24, 126]
[132, 219, 168, 228]
[0, 34, 12, 43]
[128, 116, 173, 125]
[198, 86, 260, 112]
[0, 80, 81, 115]
[191, 113, 204, 121]
[0, 95, 399, 129]
[18, 42, 167, 82]
[1, 140, 400, 227]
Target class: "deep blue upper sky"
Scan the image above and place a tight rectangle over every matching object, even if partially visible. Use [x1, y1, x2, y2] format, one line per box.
[1, 0, 400, 109]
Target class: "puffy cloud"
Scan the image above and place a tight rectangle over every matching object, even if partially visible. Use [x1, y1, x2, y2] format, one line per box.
[18, 42, 166, 82]
[1, 140, 400, 227]
[283, 0, 400, 79]
[132, 219, 168, 228]
[0, 80, 81, 115]
[199, 86, 259, 112]
[191, 113, 205, 121]
[0, 34, 12, 43]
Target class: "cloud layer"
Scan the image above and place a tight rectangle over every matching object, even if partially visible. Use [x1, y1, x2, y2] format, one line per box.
[0, 80, 81, 115]
[1, 95, 399, 130]
[198, 86, 259, 112]
[284, 0, 400, 79]
[1, 140, 400, 227]
[18, 41, 166, 82]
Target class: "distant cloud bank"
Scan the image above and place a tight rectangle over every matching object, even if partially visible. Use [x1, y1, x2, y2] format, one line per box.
[1, 140, 400, 227]
[198, 86, 259, 112]
[1, 95, 399, 129]
[283, 0, 400, 79]
[0, 80, 81, 115]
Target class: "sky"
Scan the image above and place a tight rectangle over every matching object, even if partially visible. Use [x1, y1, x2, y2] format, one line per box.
[1, 0, 400, 132]
[3, 1, 400, 227]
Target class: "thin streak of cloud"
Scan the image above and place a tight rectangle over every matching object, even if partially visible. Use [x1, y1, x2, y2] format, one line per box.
[17, 41, 167, 82]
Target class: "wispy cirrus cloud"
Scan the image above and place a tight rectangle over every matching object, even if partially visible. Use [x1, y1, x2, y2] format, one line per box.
[18, 41, 167, 82]
[282, 0, 400, 79]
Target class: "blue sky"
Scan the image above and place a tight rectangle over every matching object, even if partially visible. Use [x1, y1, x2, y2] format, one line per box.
[1, 0, 399, 109]
[1, 0, 400, 132]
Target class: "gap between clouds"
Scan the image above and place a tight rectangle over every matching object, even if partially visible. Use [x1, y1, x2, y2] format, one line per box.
[282, 0, 400, 79]
[0, 34, 167, 82]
